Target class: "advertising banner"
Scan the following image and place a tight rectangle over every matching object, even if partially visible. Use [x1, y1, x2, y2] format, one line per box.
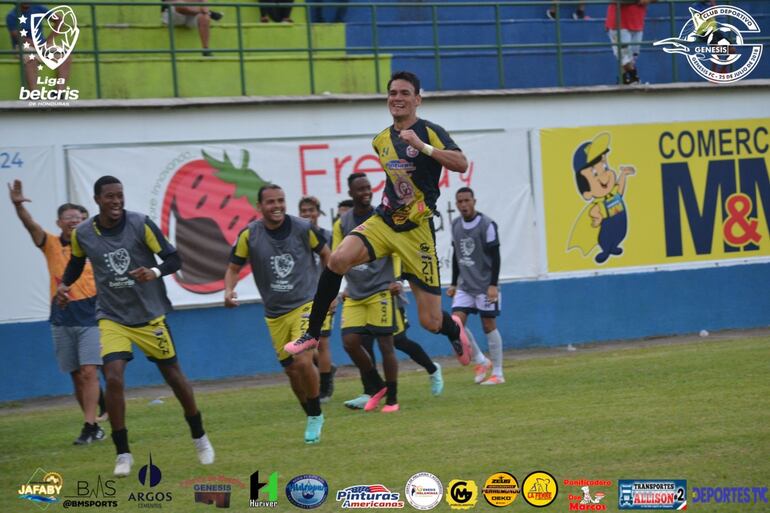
[540, 118, 770, 273]
[68, 131, 539, 307]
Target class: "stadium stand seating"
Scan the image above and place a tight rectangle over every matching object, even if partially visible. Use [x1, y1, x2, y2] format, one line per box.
[0, 0, 767, 99]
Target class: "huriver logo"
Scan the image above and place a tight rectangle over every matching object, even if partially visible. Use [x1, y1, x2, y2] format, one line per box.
[18, 5, 80, 104]
[654, 6, 762, 84]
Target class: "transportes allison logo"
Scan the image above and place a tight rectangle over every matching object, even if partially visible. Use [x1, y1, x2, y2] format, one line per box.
[619, 480, 687, 510]
[336, 484, 404, 509]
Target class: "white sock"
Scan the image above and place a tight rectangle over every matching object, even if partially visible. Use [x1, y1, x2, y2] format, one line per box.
[466, 329, 487, 365]
[486, 328, 503, 376]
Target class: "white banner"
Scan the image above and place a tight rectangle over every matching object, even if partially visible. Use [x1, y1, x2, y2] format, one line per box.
[66, 132, 539, 307]
[0, 146, 62, 323]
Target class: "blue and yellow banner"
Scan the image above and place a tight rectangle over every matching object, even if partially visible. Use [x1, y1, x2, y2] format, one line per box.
[540, 118, 770, 273]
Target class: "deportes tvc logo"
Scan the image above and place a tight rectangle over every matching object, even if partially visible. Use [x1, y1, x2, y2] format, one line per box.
[18, 4, 80, 103]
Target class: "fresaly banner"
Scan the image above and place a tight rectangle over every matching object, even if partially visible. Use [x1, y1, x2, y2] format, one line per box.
[67, 131, 539, 308]
[540, 118, 770, 273]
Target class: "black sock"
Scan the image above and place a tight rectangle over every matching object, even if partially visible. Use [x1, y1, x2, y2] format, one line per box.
[385, 381, 398, 405]
[185, 411, 205, 439]
[98, 388, 106, 416]
[438, 311, 460, 339]
[362, 335, 377, 366]
[320, 372, 331, 396]
[306, 396, 322, 417]
[84, 422, 96, 432]
[112, 428, 130, 454]
[300, 401, 310, 415]
[308, 268, 343, 337]
[363, 368, 385, 395]
[394, 335, 436, 374]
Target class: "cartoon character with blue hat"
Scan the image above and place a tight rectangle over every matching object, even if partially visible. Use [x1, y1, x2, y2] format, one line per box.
[567, 132, 636, 264]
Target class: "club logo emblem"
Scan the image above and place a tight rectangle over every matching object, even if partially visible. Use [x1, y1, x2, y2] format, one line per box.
[31, 5, 79, 70]
[654, 6, 762, 84]
[460, 238, 475, 257]
[106, 248, 131, 275]
[271, 254, 294, 279]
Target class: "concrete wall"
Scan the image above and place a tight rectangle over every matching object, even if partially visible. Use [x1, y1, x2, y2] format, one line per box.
[1, 81, 769, 401]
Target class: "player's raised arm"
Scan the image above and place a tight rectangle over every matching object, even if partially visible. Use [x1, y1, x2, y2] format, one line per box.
[8, 179, 46, 246]
[398, 129, 468, 173]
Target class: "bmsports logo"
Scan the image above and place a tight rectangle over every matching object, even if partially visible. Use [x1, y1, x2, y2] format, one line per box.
[654, 6, 762, 84]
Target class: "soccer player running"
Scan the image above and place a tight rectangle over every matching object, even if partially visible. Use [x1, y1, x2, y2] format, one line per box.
[9, 180, 107, 445]
[56, 176, 215, 477]
[298, 195, 337, 403]
[284, 70, 472, 366]
[224, 185, 330, 443]
[338, 173, 444, 410]
[447, 187, 505, 385]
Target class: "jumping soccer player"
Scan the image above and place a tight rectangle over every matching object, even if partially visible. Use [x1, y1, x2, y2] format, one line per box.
[225, 184, 329, 444]
[56, 176, 215, 477]
[447, 187, 505, 384]
[284, 71, 472, 365]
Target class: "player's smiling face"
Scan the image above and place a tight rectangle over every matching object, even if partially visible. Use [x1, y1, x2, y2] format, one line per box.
[388, 79, 421, 120]
[95, 183, 125, 225]
[580, 155, 616, 199]
[57, 208, 82, 237]
[259, 187, 286, 228]
[349, 176, 372, 208]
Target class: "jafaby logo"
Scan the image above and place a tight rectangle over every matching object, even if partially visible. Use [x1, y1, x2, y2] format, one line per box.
[654, 6, 762, 83]
[19, 4, 80, 104]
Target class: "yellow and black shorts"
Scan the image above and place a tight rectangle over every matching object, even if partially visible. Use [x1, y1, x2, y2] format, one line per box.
[341, 290, 397, 336]
[319, 311, 334, 338]
[265, 301, 312, 366]
[350, 214, 440, 294]
[394, 305, 409, 338]
[99, 315, 177, 364]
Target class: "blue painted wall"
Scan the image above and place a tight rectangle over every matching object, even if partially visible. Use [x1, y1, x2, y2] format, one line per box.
[341, 1, 770, 89]
[3, 262, 769, 401]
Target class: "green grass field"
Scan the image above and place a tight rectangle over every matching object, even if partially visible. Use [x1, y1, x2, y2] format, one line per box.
[2, 334, 768, 512]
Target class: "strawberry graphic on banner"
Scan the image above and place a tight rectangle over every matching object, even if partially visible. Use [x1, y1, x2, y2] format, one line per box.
[161, 149, 269, 293]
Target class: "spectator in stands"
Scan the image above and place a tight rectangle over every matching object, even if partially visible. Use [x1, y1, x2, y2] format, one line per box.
[161, 0, 223, 57]
[311, 0, 349, 23]
[260, 0, 294, 23]
[547, 1, 587, 20]
[6, 3, 72, 90]
[606, 0, 656, 85]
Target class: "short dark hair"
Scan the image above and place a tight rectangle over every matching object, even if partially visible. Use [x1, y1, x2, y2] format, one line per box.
[387, 71, 421, 94]
[57, 203, 86, 218]
[337, 199, 354, 209]
[456, 187, 474, 198]
[257, 184, 283, 203]
[298, 195, 321, 211]
[94, 176, 122, 196]
[347, 172, 367, 189]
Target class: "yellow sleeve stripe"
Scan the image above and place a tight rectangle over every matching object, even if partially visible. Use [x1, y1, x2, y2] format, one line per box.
[234, 228, 250, 259]
[71, 229, 85, 258]
[308, 229, 320, 250]
[392, 254, 403, 278]
[332, 218, 343, 250]
[144, 224, 163, 254]
[427, 127, 447, 150]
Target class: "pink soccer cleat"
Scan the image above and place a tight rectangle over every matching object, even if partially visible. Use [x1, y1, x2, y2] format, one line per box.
[450, 315, 472, 366]
[474, 359, 493, 384]
[481, 375, 506, 385]
[381, 404, 400, 413]
[364, 387, 388, 412]
[283, 332, 319, 355]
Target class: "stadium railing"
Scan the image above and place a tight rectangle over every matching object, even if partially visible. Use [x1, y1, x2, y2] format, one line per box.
[1, 0, 767, 98]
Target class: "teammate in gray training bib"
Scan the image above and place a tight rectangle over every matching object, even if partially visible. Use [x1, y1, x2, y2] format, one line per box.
[447, 187, 506, 385]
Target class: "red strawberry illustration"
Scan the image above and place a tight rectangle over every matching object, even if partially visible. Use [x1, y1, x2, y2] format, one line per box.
[161, 149, 268, 293]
